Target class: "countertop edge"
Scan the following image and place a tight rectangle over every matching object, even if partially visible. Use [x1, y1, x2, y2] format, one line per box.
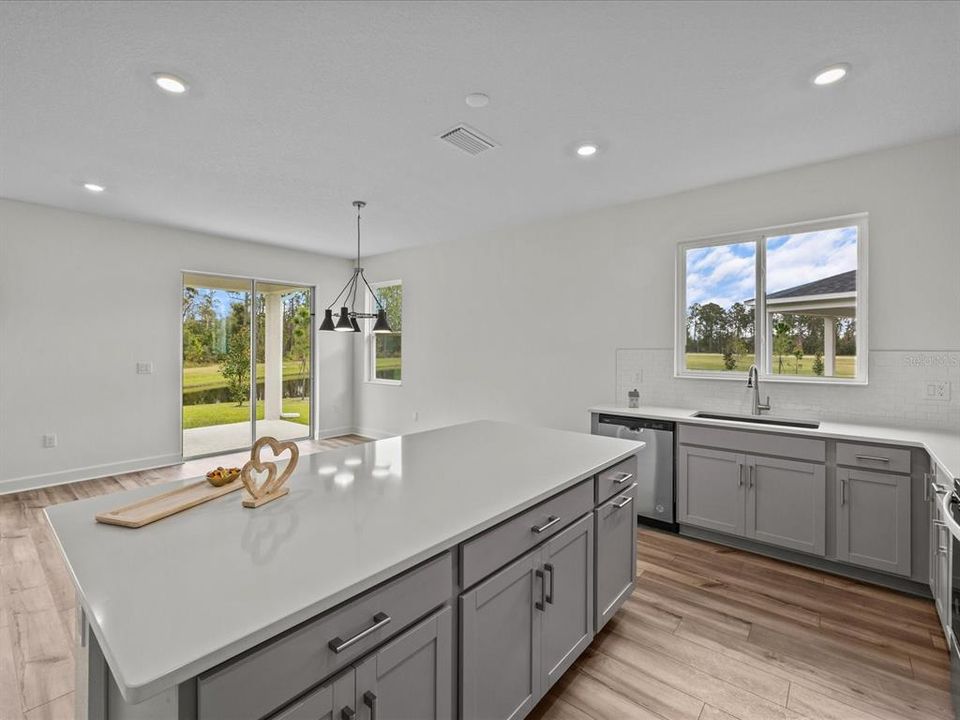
[67, 441, 643, 704]
[589, 405, 959, 481]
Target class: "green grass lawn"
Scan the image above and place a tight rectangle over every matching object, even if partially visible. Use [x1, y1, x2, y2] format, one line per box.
[684, 353, 855, 378]
[182, 398, 310, 429]
[183, 361, 308, 391]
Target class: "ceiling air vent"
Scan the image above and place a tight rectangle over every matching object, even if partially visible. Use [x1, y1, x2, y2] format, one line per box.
[439, 124, 497, 155]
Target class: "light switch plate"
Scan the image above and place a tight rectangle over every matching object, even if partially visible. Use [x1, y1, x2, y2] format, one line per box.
[136, 362, 154, 375]
[42, 433, 57, 448]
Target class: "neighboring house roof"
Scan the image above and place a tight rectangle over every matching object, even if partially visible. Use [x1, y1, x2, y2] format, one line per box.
[766, 270, 856, 300]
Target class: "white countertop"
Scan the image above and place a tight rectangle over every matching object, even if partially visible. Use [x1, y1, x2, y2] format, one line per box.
[45, 420, 641, 704]
[590, 405, 960, 482]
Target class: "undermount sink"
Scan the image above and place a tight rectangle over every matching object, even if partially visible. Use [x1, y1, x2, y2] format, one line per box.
[692, 411, 821, 429]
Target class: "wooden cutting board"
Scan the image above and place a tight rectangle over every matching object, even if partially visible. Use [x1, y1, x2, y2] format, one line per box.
[95, 478, 243, 528]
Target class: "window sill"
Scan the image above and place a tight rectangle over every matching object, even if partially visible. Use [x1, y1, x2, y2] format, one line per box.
[365, 378, 402, 387]
[675, 371, 867, 386]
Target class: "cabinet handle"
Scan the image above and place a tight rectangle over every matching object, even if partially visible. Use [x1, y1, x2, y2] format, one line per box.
[341, 707, 356, 720]
[612, 495, 632, 509]
[363, 691, 378, 720]
[531, 515, 561, 534]
[840, 478, 846, 506]
[328, 612, 391, 654]
[738, 462, 744, 488]
[535, 569, 546, 611]
[855, 454, 890, 463]
[748, 465, 754, 489]
[544, 563, 555, 605]
[610, 472, 634, 485]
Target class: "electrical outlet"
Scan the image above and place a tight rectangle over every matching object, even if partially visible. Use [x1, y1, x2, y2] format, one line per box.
[921, 381, 951, 402]
[42, 433, 57, 448]
[136, 361, 154, 375]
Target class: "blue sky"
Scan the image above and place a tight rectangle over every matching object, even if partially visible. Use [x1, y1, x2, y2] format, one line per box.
[686, 226, 857, 309]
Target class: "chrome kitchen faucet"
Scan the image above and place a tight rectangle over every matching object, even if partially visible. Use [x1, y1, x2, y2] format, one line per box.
[746, 364, 771, 416]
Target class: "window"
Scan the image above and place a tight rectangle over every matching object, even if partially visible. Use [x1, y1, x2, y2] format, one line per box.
[676, 214, 867, 383]
[368, 280, 402, 383]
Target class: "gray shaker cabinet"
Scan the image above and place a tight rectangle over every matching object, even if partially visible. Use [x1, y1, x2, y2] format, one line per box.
[746, 456, 826, 557]
[540, 514, 594, 691]
[678, 446, 746, 535]
[460, 513, 596, 720]
[271, 670, 355, 720]
[460, 548, 542, 720]
[354, 607, 452, 720]
[595, 482, 638, 631]
[836, 467, 911, 576]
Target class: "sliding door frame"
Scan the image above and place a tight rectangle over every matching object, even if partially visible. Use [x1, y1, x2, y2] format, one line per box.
[180, 270, 317, 461]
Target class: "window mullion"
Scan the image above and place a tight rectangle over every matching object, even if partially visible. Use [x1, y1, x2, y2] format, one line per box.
[757, 235, 768, 376]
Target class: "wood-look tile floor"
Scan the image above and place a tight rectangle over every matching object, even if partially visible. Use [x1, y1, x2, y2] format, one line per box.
[0, 435, 370, 720]
[1, 454, 951, 720]
[532, 529, 952, 720]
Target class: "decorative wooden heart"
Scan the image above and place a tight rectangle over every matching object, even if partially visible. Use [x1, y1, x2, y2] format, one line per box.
[240, 436, 299, 508]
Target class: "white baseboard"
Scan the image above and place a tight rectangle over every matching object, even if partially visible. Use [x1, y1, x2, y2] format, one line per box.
[351, 426, 396, 440]
[316, 425, 356, 440]
[0, 453, 183, 496]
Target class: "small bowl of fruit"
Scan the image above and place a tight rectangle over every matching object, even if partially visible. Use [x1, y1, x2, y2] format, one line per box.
[206, 466, 241, 487]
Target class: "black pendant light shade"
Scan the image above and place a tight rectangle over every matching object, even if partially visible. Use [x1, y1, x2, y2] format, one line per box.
[319, 201, 395, 335]
[334, 306, 354, 332]
[372, 309, 392, 334]
[319, 308, 336, 332]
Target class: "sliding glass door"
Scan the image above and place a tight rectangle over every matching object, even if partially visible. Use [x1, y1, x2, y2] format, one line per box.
[181, 273, 314, 459]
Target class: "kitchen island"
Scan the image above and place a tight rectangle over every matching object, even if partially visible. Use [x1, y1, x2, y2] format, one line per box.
[47, 420, 643, 720]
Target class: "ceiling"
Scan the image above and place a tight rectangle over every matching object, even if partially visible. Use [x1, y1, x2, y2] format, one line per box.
[1, 1, 958, 258]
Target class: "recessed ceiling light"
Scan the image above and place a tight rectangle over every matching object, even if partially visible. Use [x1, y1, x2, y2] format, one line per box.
[82, 182, 105, 193]
[465, 92, 489, 108]
[576, 144, 598, 157]
[812, 63, 850, 86]
[153, 73, 188, 94]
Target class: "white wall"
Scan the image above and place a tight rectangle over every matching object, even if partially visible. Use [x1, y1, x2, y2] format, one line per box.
[0, 200, 355, 490]
[355, 136, 960, 437]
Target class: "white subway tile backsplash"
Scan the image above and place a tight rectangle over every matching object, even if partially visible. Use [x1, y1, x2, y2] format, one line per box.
[615, 348, 960, 432]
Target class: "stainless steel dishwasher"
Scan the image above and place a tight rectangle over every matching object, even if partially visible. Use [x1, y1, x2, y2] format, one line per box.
[592, 414, 676, 530]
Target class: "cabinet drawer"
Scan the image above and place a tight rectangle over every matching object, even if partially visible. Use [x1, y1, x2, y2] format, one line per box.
[460, 480, 593, 589]
[198, 552, 453, 720]
[837, 442, 911, 474]
[679, 424, 825, 463]
[596, 456, 638, 505]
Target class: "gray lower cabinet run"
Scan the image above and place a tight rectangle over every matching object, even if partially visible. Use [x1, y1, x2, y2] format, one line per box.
[460, 513, 595, 720]
[677, 446, 745, 535]
[271, 670, 354, 720]
[837, 467, 911, 576]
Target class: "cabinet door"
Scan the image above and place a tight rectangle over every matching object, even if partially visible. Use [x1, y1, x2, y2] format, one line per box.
[595, 483, 637, 632]
[271, 670, 355, 720]
[836, 468, 911, 576]
[746, 456, 825, 556]
[540, 514, 594, 691]
[460, 548, 542, 720]
[354, 606, 452, 720]
[678, 446, 745, 535]
[929, 473, 939, 595]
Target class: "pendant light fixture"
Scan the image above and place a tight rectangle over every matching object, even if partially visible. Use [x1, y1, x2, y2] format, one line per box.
[319, 201, 393, 334]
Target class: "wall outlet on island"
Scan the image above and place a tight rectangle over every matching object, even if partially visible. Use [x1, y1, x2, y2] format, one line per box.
[136, 361, 154, 375]
[42, 433, 58, 449]
[921, 381, 951, 401]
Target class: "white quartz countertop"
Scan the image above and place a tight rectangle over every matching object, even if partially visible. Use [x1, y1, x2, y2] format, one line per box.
[590, 405, 960, 482]
[45, 420, 641, 704]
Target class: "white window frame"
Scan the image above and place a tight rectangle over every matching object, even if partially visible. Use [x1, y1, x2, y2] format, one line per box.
[366, 279, 402, 386]
[675, 213, 868, 385]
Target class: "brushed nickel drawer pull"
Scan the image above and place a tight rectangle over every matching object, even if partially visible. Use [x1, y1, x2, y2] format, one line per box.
[328, 612, 391, 653]
[608, 482, 638, 509]
[531, 515, 561, 534]
[613, 495, 632, 509]
[610, 472, 634, 484]
[855, 454, 890, 463]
